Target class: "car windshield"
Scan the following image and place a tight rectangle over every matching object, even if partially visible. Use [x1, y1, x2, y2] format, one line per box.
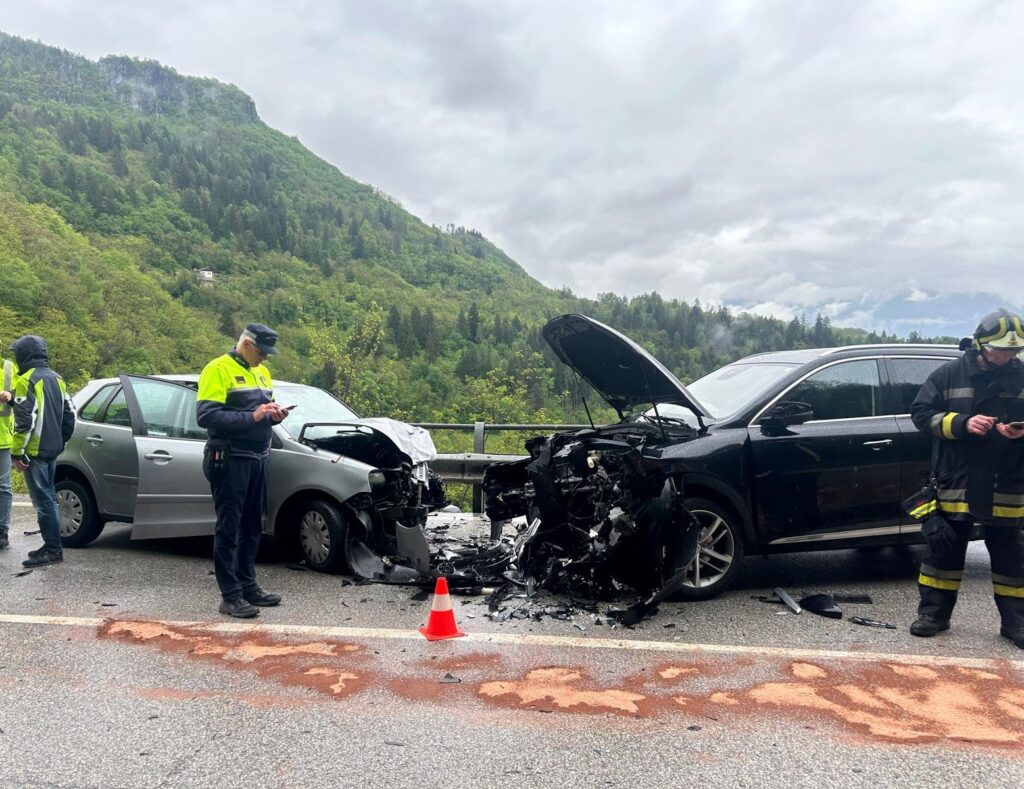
[276, 384, 359, 437]
[686, 362, 800, 418]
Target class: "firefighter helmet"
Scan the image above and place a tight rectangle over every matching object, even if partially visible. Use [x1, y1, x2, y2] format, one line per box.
[973, 308, 1024, 352]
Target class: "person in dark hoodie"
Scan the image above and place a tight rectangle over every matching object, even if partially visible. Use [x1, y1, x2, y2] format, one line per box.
[0, 336, 76, 567]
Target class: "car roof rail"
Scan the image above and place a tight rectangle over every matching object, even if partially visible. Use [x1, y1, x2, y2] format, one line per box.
[818, 343, 960, 355]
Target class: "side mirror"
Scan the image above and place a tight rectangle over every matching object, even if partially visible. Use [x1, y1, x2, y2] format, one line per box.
[760, 401, 814, 435]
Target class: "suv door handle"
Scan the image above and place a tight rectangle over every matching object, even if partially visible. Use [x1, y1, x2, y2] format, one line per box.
[863, 439, 893, 449]
[85, 435, 104, 445]
[144, 452, 174, 462]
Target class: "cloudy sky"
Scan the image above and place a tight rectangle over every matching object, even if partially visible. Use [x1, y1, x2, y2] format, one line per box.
[4, 0, 1022, 336]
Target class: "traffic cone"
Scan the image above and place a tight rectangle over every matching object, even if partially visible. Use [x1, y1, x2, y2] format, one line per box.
[419, 576, 466, 641]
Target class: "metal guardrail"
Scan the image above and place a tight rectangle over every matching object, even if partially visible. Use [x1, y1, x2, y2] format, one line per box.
[417, 421, 589, 513]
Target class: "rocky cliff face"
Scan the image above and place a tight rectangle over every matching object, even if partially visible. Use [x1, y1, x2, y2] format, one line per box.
[98, 56, 258, 123]
[0, 32, 258, 124]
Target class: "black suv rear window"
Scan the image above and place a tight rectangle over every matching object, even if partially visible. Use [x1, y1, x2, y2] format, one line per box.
[885, 357, 950, 415]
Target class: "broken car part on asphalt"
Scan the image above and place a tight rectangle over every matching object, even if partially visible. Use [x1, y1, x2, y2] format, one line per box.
[798, 593, 843, 619]
[773, 588, 802, 614]
[849, 616, 897, 629]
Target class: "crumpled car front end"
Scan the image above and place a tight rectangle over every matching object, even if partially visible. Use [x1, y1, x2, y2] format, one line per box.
[481, 313, 712, 621]
[298, 418, 447, 581]
[484, 423, 701, 620]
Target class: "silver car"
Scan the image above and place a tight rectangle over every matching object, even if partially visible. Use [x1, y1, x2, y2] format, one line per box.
[54, 374, 446, 576]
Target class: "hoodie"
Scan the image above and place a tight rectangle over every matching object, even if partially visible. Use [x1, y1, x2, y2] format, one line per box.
[8, 336, 76, 460]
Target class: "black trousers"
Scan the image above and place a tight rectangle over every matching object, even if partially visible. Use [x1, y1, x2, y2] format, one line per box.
[207, 455, 268, 601]
[917, 516, 1024, 632]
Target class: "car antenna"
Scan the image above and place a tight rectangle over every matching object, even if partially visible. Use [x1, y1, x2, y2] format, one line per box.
[574, 373, 595, 428]
[637, 360, 668, 441]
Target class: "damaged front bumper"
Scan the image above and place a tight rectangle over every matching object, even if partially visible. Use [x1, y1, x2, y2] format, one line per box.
[482, 427, 702, 621]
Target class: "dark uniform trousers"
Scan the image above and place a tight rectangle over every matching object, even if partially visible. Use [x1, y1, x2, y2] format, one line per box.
[208, 456, 268, 601]
[918, 517, 1024, 631]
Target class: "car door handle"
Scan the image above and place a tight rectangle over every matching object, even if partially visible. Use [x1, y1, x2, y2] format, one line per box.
[863, 439, 893, 449]
[144, 452, 174, 462]
[85, 435, 104, 445]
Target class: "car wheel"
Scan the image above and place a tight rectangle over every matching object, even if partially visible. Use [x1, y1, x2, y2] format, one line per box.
[672, 497, 744, 600]
[297, 499, 349, 573]
[55, 479, 104, 548]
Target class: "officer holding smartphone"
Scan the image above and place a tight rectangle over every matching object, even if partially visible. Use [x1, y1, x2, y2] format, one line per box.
[909, 308, 1024, 648]
[197, 323, 288, 618]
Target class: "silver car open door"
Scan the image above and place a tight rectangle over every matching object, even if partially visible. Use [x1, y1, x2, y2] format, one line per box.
[118, 374, 216, 539]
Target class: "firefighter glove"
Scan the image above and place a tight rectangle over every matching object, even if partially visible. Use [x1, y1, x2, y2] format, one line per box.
[921, 514, 959, 554]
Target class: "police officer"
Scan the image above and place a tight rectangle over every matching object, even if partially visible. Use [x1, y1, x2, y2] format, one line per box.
[197, 323, 288, 618]
[909, 308, 1024, 648]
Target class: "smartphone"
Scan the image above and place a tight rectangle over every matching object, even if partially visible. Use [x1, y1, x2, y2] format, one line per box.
[1007, 421, 1024, 429]
[282, 404, 298, 411]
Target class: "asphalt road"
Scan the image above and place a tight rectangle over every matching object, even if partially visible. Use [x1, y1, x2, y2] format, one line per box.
[2, 501, 1023, 789]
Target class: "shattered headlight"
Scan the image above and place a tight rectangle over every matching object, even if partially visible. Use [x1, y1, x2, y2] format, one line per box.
[367, 468, 407, 503]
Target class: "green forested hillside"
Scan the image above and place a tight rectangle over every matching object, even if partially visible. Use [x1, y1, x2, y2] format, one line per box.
[0, 32, 934, 438]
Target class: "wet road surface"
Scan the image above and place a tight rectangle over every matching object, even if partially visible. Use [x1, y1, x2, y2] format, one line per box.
[2, 505, 1023, 788]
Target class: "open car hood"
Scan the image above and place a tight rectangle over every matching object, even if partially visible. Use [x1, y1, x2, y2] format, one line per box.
[353, 418, 437, 464]
[300, 418, 437, 466]
[542, 314, 710, 418]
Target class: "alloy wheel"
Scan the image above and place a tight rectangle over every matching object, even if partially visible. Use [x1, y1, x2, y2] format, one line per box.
[682, 508, 736, 589]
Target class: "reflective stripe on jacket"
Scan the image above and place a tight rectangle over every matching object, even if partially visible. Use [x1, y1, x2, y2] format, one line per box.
[911, 352, 1024, 525]
[196, 351, 275, 456]
[11, 366, 76, 460]
[0, 358, 14, 450]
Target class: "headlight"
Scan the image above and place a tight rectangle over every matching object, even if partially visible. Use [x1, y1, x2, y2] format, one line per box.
[368, 470, 388, 493]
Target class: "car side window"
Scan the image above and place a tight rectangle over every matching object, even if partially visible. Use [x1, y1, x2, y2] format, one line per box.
[78, 384, 117, 422]
[785, 360, 881, 421]
[129, 378, 207, 440]
[885, 358, 950, 415]
[101, 389, 133, 427]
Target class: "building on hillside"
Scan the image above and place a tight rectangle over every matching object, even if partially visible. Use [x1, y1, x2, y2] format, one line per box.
[193, 268, 217, 287]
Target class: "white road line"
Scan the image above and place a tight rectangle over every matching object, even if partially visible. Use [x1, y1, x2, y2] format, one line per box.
[2, 612, 1022, 670]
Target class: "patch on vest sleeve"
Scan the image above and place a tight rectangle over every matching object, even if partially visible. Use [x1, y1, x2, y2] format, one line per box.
[235, 376, 246, 383]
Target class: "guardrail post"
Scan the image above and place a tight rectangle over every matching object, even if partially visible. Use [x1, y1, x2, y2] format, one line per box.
[472, 421, 486, 513]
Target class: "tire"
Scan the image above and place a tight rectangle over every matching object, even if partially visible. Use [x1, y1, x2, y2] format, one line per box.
[672, 497, 745, 600]
[55, 479, 104, 548]
[296, 499, 349, 573]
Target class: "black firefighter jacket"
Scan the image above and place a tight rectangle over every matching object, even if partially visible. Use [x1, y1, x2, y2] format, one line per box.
[911, 351, 1024, 526]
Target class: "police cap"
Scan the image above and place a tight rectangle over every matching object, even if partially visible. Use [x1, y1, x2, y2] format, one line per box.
[242, 322, 279, 355]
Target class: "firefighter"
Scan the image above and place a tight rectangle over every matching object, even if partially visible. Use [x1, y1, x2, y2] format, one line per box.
[909, 308, 1024, 648]
[197, 323, 289, 618]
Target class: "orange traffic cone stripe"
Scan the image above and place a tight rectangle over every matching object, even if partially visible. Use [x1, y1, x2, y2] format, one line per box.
[419, 576, 466, 641]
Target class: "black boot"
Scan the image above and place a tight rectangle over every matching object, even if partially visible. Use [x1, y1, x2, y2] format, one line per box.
[0, 533, 9, 550]
[218, 598, 259, 619]
[909, 616, 950, 637]
[1000, 628, 1024, 649]
[243, 587, 282, 607]
[22, 549, 63, 567]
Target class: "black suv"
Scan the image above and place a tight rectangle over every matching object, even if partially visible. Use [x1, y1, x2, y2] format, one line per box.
[483, 314, 959, 599]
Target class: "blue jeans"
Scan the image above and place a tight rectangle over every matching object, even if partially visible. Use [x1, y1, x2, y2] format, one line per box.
[23, 457, 61, 553]
[0, 448, 11, 537]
